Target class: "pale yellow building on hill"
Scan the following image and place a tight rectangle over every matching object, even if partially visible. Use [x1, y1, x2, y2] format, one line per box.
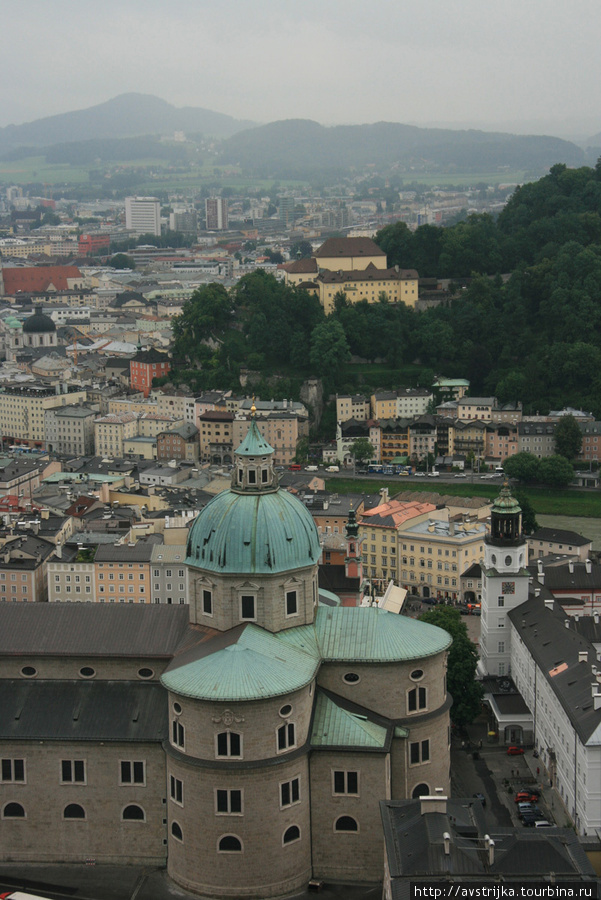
[283, 236, 419, 315]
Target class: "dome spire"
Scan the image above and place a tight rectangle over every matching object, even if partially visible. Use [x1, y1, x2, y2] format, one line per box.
[231, 417, 278, 494]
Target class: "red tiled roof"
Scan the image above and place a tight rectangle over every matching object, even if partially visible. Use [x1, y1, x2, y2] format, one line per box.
[2, 265, 83, 294]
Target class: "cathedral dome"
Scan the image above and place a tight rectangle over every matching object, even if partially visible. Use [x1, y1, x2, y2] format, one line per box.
[23, 309, 56, 334]
[186, 418, 321, 575]
[186, 486, 320, 575]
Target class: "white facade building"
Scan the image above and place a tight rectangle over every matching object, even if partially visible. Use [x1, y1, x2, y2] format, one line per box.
[125, 197, 161, 237]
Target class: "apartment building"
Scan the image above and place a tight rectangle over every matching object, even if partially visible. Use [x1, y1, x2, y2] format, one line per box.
[378, 419, 410, 463]
[358, 498, 437, 583]
[456, 396, 496, 422]
[453, 420, 487, 459]
[124, 196, 161, 237]
[335, 394, 370, 423]
[0, 385, 87, 447]
[205, 197, 228, 230]
[150, 544, 187, 604]
[371, 389, 432, 421]
[485, 423, 519, 462]
[198, 410, 234, 463]
[93, 542, 153, 603]
[232, 413, 308, 466]
[409, 416, 437, 463]
[0, 533, 56, 602]
[94, 413, 139, 457]
[518, 421, 557, 457]
[48, 548, 96, 602]
[45, 405, 97, 456]
[398, 513, 486, 602]
[129, 349, 171, 398]
[156, 423, 199, 462]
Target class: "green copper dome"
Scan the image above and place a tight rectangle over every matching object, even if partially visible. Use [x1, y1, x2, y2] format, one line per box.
[187, 419, 321, 574]
[492, 483, 521, 514]
[186, 488, 321, 574]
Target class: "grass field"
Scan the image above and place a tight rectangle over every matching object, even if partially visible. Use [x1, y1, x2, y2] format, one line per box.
[325, 477, 601, 519]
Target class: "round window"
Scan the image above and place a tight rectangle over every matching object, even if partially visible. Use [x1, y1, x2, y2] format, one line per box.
[21, 665, 37, 678]
[138, 667, 153, 679]
[343, 672, 360, 684]
[410, 669, 424, 681]
[279, 704, 292, 718]
[173, 702, 182, 715]
[79, 666, 95, 678]
[505, 555, 512, 567]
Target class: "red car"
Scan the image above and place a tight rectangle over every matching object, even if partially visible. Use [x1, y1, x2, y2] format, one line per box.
[507, 745, 525, 755]
[515, 792, 538, 803]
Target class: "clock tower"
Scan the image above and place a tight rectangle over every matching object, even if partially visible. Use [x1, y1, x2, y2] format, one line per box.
[479, 484, 530, 677]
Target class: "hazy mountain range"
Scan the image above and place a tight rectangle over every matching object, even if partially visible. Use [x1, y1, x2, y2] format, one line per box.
[0, 93, 596, 177]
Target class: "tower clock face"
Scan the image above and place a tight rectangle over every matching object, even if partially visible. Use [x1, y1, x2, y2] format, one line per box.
[502, 581, 515, 594]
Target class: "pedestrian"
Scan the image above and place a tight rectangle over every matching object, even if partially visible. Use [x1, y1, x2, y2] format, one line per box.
[536, 767, 540, 776]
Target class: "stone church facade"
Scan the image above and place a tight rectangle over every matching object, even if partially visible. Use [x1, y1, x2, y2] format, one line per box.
[0, 421, 451, 897]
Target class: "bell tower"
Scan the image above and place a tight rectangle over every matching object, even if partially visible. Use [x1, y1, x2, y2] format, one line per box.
[344, 505, 363, 581]
[480, 484, 530, 677]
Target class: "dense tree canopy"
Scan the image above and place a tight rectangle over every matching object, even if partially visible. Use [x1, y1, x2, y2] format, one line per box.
[167, 161, 601, 418]
[554, 414, 583, 460]
[419, 606, 483, 727]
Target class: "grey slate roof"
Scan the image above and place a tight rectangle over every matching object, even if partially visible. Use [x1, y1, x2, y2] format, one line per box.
[0, 680, 167, 742]
[0, 602, 190, 658]
[529, 527, 591, 547]
[507, 596, 601, 744]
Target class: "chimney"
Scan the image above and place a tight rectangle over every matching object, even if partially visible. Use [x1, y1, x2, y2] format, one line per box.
[443, 832, 451, 856]
[586, 559, 592, 574]
[487, 836, 495, 866]
[579, 650, 588, 663]
[537, 559, 544, 575]
[544, 597, 553, 609]
[569, 560, 574, 574]
[594, 612, 600, 625]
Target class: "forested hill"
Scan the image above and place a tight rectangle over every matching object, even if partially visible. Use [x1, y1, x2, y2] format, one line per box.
[169, 163, 601, 421]
[375, 162, 601, 414]
[218, 119, 584, 177]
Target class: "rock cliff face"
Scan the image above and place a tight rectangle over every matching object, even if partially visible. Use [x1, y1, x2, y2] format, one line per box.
[301, 378, 323, 428]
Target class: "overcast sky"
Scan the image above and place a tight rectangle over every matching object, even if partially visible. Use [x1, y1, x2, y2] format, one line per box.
[2, 0, 600, 139]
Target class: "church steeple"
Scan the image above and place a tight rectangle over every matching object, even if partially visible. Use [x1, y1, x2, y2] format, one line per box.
[488, 482, 523, 545]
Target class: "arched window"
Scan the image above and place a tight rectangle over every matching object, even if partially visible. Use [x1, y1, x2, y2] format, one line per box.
[3, 802, 25, 818]
[334, 815, 358, 832]
[171, 821, 183, 842]
[122, 804, 145, 821]
[412, 783, 430, 799]
[216, 731, 242, 758]
[64, 803, 85, 819]
[218, 834, 242, 852]
[283, 825, 301, 844]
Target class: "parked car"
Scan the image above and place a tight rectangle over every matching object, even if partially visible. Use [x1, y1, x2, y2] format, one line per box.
[454, 473, 467, 478]
[515, 791, 539, 803]
[325, 465, 339, 473]
[507, 745, 525, 755]
[534, 820, 553, 827]
[518, 803, 541, 818]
